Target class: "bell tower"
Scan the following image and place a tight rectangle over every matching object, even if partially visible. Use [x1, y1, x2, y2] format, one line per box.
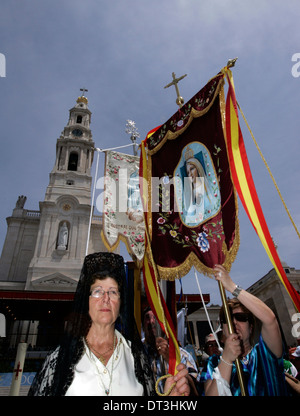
[45, 91, 94, 205]
[26, 91, 100, 291]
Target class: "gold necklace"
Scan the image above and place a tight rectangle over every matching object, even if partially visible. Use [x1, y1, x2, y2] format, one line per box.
[85, 334, 117, 396]
[85, 336, 116, 365]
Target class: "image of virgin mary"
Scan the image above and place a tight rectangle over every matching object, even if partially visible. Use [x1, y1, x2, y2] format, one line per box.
[174, 142, 221, 227]
[126, 170, 144, 224]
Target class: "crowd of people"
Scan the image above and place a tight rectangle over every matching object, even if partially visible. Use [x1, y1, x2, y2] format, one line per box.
[28, 252, 299, 397]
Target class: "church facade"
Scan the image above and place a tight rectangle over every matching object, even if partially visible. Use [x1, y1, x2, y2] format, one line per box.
[0, 94, 108, 349]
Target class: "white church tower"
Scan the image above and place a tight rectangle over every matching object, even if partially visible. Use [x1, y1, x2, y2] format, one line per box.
[0, 91, 106, 292]
[25, 92, 104, 291]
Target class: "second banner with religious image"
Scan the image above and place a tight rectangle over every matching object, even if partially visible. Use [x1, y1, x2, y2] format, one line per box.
[101, 151, 145, 264]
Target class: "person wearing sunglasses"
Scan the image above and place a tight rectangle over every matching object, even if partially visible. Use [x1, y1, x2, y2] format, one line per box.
[200, 264, 287, 396]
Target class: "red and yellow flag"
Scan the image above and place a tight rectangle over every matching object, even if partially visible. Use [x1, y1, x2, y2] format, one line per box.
[140, 139, 181, 376]
[143, 252, 181, 375]
[224, 67, 300, 312]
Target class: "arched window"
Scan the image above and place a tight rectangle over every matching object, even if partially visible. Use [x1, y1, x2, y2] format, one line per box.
[68, 152, 78, 171]
[76, 115, 82, 124]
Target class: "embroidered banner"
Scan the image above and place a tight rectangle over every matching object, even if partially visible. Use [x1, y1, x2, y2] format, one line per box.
[101, 151, 145, 264]
[143, 73, 239, 280]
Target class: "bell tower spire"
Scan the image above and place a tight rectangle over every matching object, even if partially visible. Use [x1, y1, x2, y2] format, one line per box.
[45, 90, 94, 204]
[26, 91, 98, 290]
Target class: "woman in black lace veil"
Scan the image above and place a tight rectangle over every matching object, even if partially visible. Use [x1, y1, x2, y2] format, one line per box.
[28, 252, 189, 396]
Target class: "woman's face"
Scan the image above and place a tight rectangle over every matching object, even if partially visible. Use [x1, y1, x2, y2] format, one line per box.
[222, 306, 252, 345]
[89, 277, 121, 328]
[186, 162, 198, 183]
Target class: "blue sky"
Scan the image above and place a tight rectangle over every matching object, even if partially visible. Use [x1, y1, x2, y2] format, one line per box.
[0, 1, 299, 304]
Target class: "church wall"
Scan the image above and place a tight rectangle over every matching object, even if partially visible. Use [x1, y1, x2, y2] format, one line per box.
[88, 220, 109, 255]
[248, 268, 300, 347]
[0, 214, 39, 283]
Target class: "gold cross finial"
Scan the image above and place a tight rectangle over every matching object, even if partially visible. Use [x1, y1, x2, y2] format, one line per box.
[164, 72, 187, 108]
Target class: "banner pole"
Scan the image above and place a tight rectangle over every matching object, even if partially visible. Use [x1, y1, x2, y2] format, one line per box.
[218, 281, 248, 396]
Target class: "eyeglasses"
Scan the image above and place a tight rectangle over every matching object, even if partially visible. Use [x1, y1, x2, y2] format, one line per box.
[90, 287, 120, 300]
[232, 312, 250, 322]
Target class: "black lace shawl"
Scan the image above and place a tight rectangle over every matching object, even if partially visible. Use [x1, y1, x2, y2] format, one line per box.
[28, 252, 155, 396]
